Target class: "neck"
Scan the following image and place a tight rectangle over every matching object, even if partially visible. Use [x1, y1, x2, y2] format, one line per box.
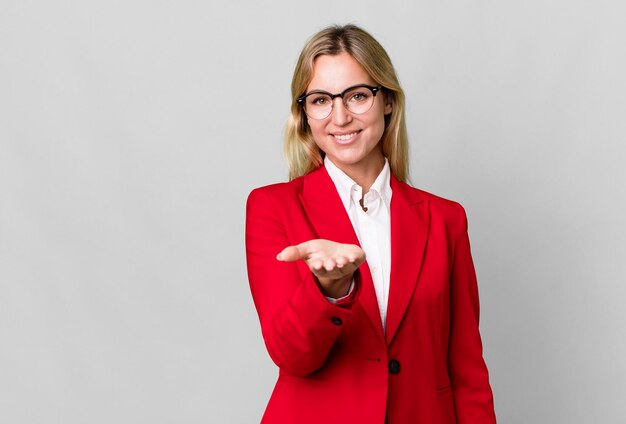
[341, 156, 385, 194]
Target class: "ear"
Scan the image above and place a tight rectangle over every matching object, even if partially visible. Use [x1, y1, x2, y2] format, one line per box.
[384, 100, 393, 115]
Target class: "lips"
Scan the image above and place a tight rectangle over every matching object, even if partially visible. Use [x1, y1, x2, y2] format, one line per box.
[331, 130, 361, 143]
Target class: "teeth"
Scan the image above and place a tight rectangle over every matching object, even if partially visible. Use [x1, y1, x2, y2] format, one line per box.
[333, 132, 357, 141]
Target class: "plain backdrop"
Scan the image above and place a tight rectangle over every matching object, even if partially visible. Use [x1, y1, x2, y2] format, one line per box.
[1, 1, 625, 423]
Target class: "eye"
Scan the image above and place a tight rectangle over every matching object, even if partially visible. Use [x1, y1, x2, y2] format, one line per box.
[348, 90, 371, 102]
[307, 94, 331, 107]
[312, 96, 327, 105]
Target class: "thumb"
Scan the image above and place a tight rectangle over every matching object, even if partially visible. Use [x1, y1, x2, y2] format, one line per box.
[276, 245, 305, 262]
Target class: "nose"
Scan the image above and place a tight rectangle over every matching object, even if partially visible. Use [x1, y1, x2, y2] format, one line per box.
[330, 97, 352, 126]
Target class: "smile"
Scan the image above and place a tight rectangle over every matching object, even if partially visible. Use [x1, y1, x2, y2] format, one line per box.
[332, 130, 361, 143]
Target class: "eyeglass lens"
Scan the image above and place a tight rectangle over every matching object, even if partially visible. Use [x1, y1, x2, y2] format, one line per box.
[304, 87, 376, 120]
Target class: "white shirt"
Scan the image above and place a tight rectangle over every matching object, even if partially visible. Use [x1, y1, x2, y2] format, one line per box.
[324, 156, 392, 331]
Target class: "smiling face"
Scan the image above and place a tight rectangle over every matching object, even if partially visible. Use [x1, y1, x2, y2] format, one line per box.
[305, 52, 392, 179]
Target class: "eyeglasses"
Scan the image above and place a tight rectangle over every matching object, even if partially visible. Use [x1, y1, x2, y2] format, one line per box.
[297, 84, 383, 120]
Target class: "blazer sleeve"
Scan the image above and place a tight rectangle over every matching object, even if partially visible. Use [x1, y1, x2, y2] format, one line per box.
[245, 187, 358, 377]
[448, 203, 497, 423]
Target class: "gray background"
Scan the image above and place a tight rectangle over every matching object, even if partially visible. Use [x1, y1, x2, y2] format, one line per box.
[1, 1, 624, 423]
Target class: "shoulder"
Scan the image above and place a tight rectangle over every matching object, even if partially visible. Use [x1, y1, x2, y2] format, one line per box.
[247, 165, 329, 206]
[397, 180, 466, 215]
[418, 187, 465, 213]
[246, 176, 305, 209]
[396, 181, 468, 230]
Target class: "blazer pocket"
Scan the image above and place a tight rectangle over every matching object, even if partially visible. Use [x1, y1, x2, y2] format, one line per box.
[436, 384, 452, 397]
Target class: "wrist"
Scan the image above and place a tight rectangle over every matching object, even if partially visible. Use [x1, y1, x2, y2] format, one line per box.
[316, 274, 352, 298]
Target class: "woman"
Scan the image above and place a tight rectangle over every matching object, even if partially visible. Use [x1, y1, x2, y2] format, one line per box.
[246, 24, 496, 423]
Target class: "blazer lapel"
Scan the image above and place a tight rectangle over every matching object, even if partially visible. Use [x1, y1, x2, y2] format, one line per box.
[300, 167, 385, 340]
[385, 175, 430, 346]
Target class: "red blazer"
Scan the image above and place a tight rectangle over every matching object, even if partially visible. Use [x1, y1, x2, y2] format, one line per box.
[246, 165, 496, 423]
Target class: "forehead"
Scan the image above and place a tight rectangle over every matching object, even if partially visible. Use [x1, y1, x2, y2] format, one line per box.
[307, 52, 375, 93]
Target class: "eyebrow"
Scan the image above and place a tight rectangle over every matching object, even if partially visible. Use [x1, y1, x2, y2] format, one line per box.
[305, 83, 375, 94]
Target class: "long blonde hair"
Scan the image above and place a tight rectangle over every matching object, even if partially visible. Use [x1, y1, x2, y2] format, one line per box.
[284, 24, 409, 182]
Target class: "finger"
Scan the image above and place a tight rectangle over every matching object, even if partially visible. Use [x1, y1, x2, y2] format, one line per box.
[309, 258, 324, 271]
[335, 256, 348, 268]
[277, 245, 303, 262]
[323, 258, 336, 271]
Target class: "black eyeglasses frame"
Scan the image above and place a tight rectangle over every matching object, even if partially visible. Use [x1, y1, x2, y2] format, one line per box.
[296, 84, 383, 119]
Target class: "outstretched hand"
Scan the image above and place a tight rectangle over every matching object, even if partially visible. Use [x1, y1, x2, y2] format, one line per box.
[277, 239, 365, 298]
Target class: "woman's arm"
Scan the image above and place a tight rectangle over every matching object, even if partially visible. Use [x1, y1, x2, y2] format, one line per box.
[447, 203, 497, 423]
[245, 188, 362, 377]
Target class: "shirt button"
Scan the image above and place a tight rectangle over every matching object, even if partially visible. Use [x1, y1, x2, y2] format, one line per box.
[388, 359, 401, 374]
[330, 316, 343, 326]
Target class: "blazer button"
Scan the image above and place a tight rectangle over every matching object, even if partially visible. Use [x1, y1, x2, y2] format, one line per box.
[330, 316, 343, 326]
[388, 359, 401, 374]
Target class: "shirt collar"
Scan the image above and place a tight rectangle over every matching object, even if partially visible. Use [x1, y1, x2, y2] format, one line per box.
[324, 156, 392, 212]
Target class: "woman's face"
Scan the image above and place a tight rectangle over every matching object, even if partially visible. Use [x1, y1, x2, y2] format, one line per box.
[305, 52, 392, 176]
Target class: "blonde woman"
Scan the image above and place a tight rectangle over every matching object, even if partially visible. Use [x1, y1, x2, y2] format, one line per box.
[246, 24, 496, 423]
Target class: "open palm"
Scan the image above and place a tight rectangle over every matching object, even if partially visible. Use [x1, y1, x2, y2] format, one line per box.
[277, 239, 366, 297]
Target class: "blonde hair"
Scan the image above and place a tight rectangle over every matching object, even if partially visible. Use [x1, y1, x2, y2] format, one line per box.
[284, 24, 409, 182]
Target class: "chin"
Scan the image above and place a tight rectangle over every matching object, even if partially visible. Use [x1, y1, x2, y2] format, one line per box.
[329, 153, 366, 166]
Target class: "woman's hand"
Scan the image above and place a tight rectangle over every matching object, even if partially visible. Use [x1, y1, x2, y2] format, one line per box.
[277, 239, 365, 298]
